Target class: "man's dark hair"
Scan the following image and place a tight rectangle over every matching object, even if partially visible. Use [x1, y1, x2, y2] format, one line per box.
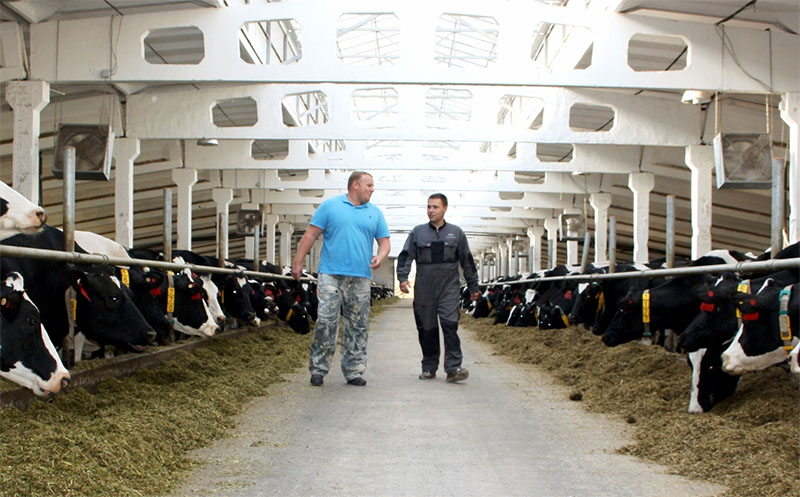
[348, 171, 372, 189]
[428, 193, 448, 207]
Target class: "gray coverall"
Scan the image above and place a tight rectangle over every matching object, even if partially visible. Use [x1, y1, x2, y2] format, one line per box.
[396, 221, 480, 374]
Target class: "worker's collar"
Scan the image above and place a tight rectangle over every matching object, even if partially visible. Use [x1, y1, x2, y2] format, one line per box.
[343, 194, 368, 208]
[428, 220, 447, 230]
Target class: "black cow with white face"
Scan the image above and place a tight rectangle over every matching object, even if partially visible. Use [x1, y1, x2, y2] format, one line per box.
[174, 250, 259, 327]
[1, 272, 70, 396]
[722, 281, 799, 375]
[1, 226, 154, 364]
[265, 280, 311, 334]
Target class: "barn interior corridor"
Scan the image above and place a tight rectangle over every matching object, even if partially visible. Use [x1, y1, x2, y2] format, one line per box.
[173, 301, 724, 497]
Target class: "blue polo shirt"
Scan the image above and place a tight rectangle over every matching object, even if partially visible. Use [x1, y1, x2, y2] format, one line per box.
[310, 194, 390, 278]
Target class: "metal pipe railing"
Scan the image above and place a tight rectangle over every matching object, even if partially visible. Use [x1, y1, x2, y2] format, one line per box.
[483, 257, 800, 285]
[0, 245, 313, 282]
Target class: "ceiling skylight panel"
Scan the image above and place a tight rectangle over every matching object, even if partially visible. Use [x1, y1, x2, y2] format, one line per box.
[434, 13, 499, 69]
[337, 13, 400, 66]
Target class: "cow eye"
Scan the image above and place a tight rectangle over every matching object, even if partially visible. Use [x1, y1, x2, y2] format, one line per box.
[27, 316, 38, 328]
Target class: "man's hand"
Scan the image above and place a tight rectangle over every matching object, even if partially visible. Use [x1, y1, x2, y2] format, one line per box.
[369, 255, 384, 269]
[291, 263, 303, 281]
[400, 281, 410, 294]
[471, 291, 480, 301]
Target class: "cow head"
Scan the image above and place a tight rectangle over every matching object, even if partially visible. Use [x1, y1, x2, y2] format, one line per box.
[687, 345, 741, 414]
[169, 269, 219, 338]
[68, 266, 155, 353]
[568, 282, 603, 330]
[218, 273, 259, 326]
[679, 274, 740, 352]
[0, 272, 70, 396]
[602, 290, 644, 347]
[0, 181, 47, 240]
[124, 265, 172, 344]
[721, 282, 798, 374]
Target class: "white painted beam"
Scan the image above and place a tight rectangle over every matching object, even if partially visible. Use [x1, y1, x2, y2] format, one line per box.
[29, 1, 799, 92]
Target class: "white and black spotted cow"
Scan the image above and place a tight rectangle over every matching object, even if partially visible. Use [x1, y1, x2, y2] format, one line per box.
[0, 180, 47, 240]
[0, 272, 70, 396]
[722, 281, 799, 375]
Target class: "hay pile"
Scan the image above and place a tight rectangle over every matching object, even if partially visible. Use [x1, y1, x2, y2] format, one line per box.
[0, 298, 397, 497]
[465, 316, 800, 497]
[0, 325, 311, 497]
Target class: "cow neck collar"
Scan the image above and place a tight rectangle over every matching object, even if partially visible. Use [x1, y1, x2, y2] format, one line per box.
[778, 285, 793, 353]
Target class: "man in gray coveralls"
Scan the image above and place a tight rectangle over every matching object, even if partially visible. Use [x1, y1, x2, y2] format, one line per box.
[396, 193, 481, 382]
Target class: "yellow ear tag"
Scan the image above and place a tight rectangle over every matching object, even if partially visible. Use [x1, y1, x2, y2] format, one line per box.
[120, 268, 130, 287]
[71, 299, 77, 320]
[642, 291, 651, 324]
[167, 287, 175, 313]
[286, 309, 294, 322]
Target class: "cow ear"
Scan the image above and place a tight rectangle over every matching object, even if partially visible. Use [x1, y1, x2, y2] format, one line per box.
[68, 269, 87, 289]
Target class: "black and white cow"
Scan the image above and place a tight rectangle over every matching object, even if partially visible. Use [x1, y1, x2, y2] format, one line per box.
[173, 250, 259, 327]
[722, 281, 799, 375]
[0, 181, 47, 240]
[602, 251, 746, 347]
[1, 272, 70, 396]
[1, 226, 155, 364]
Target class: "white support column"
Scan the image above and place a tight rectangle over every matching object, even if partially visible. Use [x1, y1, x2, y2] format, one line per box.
[590, 193, 612, 263]
[509, 240, 516, 277]
[5, 81, 49, 204]
[113, 137, 139, 248]
[278, 222, 294, 269]
[628, 172, 655, 264]
[780, 92, 799, 243]
[685, 146, 715, 258]
[495, 242, 505, 278]
[212, 188, 234, 260]
[172, 169, 197, 251]
[563, 208, 581, 266]
[265, 213, 279, 264]
[544, 218, 560, 269]
[241, 202, 259, 260]
[527, 225, 544, 273]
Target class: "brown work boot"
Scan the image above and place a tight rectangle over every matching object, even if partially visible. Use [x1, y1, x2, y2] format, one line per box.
[418, 371, 436, 380]
[446, 368, 469, 383]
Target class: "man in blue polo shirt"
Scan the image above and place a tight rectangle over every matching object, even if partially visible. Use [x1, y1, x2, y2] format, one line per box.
[292, 171, 390, 387]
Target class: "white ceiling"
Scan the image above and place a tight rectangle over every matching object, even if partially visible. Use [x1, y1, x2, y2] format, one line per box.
[0, 0, 797, 264]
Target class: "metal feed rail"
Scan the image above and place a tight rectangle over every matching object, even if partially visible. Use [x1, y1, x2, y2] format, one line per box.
[0, 245, 313, 282]
[486, 258, 800, 285]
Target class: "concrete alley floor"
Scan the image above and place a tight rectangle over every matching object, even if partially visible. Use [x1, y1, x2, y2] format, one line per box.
[172, 300, 724, 497]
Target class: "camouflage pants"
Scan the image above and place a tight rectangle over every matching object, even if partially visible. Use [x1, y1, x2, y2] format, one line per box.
[309, 273, 371, 380]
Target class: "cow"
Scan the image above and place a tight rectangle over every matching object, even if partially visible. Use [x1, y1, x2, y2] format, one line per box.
[721, 281, 799, 375]
[0, 272, 70, 396]
[601, 251, 747, 348]
[264, 280, 311, 334]
[790, 341, 800, 374]
[173, 250, 259, 327]
[0, 181, 47, 240]
[1, 226, 155, 365]
[687, 342, 741, 414]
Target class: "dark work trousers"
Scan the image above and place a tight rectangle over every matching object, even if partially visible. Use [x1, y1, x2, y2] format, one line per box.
[412, 268, 463, 374]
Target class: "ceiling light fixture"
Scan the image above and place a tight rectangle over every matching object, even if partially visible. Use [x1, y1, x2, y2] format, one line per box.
[680, 90, 712, 105]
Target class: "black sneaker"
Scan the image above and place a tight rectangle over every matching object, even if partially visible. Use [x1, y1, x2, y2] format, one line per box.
[346, 376, 367, 386]
[446, 368, 469, 383]
[310, 374, 323, 386]
[418, 371, 436, 380]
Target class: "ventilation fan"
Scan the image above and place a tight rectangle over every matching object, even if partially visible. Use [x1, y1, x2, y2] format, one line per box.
[52, 124, 114, 181]
[559, 213, 586, 241]
[713, 132, 773, 189]
[236, 209, 262, 235]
